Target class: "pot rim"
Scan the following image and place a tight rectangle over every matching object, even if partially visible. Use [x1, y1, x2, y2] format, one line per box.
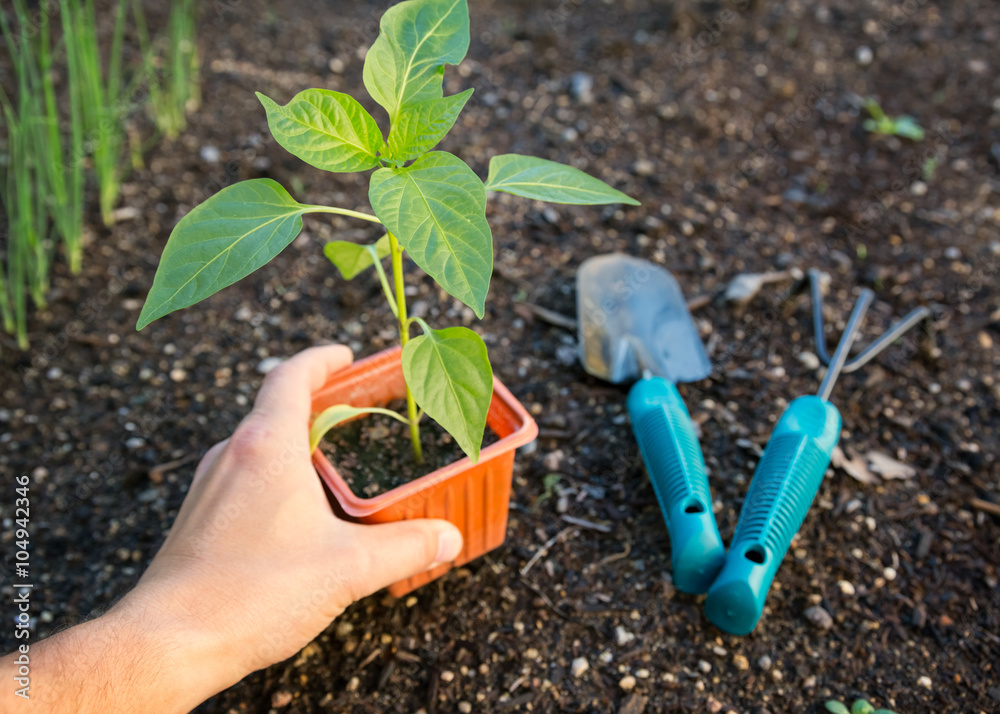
[312, 347, 538, 518]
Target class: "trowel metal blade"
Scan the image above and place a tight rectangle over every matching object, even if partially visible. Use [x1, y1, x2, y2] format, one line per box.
[577, 254, 711, 384]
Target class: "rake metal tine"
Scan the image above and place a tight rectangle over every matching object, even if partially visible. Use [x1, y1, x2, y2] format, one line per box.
[837, 305, 932, 373]
[807, 268, 931, 374]
[817, 288, 872, 401]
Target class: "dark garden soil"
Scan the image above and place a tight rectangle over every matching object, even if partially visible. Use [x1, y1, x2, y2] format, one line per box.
[2, 0, 1000, 712]
[318, 403, 499, 498]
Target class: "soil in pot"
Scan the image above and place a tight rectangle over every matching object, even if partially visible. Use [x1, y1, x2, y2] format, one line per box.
[317, 400, 501, 498]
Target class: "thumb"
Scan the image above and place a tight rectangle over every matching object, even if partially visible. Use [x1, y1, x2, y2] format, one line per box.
[340, 519, 464, 600]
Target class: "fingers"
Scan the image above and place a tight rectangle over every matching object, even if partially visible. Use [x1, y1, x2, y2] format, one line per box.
[192, 439, 229, 487]
[252, 345, 353, 423]
[338, 519, 464, 602]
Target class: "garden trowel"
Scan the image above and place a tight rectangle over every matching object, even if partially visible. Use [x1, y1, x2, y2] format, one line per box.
[577, 254, 725, 593]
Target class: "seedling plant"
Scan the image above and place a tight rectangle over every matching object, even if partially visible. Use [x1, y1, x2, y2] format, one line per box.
[138, 0, 638, 465]
[825, 697, 898, 714]
[0, 0, 204, 351]
[63, 0, 130, 227]
[863, 98, 925, 141]
[0, 0, 85, 347]
[133, 0, 201, 141]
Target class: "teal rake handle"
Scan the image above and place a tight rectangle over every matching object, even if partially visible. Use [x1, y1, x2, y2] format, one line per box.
[627, 377, 726, 593]
[704, 395, 841, 635]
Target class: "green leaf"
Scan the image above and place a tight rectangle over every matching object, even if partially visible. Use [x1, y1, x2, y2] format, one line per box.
[256, 89, 383, 172]
[892, 116, 925, 141]
[138, 179, 307, 330]
[369, 151, 492, 317]
[363, 0, 470, 121]
[324, 234, 391, 280]
[385, 88, 473, 163]
[825, 703, 850, 714]
[485, 154, 640, 205]
[872, 710, 898, 714]
[402, 325, 492, 462]
[310, 405, 410, 453]
[852, 700, 875, 714]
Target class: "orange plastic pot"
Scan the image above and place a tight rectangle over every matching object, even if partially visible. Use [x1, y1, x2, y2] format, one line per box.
[311, 346, 538, 597]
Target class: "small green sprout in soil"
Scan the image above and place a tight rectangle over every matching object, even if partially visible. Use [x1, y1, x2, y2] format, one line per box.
[137, 0, 638, 472]
[529, 474, 563, 513]
[922, 155, 939, 182]
[863, 98, 925, 141]
[825, 697, 898, 714]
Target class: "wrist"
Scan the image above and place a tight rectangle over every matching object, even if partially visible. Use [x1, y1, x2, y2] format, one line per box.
[0, 593, 230, 714]
[107, 583, 248, 711]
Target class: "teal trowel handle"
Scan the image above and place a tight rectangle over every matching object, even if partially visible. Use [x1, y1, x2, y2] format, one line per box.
[627, 377, 726, 594]
[704, 396, 841, 635]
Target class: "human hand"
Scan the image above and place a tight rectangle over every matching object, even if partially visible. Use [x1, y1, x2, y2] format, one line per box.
[112, 344, 464, 709]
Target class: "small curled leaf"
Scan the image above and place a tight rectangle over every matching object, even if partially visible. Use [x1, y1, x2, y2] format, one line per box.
[324, 235, 391, 280]
[309, 404, 410, 453]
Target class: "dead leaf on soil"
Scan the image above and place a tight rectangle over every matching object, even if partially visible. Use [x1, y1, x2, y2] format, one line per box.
[866, 451, 917, 480]
[724, 271, 790, 308]
[831, 445, 879, 485]
[618, 694, 648, 714]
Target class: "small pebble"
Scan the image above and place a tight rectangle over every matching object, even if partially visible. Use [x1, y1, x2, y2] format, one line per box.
[804, 605, 834, 631]
[599, 651, 614, 664]
[733, 654, 749, 671]
[712, 646, 726, 656]
[555, 344, 577, 366]
[200, 145, 221, 163]
[911, 181, 928, 196]
[614, 626, 636, 647]
[635, 668, 650, 679]
[458, 703, 472, 713]
[169, 369, 187, 382]
[345, 677, 360, 692]
[797, 351, 820, 370]
[571, 657, 590, 678]
[570, 71, 594, 104]
[632, 159, 655, 177]
[698, 660, 712, 674]
[271, 690, 293, 707]
[757, 655, 773, 671]
[47, 367, 63, 380]
[856, 45, 873, 65]
[440, 670, 455, 682]
[838, 580, 856, 596]
[543, 450, 565, 472]
[707, 699, 724, 713]
[524, 648, 540, 660]
[335, 621, 353, 638]
[619, 675, 637, 691]
[918, 675, 933, 690]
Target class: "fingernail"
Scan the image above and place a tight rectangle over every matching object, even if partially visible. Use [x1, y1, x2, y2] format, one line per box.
[435, 528, 463, 563]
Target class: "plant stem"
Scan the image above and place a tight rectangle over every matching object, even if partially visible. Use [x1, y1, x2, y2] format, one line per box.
[389, 231, 423, 464]
[304, 205, 383, 224]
